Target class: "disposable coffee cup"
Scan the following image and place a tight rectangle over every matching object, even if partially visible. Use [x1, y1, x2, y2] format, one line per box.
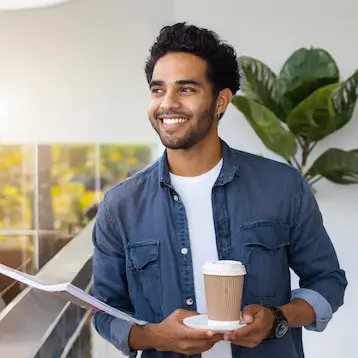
[202, 260, 246, 328]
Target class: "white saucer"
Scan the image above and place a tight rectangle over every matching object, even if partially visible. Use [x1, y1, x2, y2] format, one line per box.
[183, 314, 246, 333]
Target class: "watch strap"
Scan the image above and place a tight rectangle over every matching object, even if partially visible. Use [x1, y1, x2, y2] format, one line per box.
[264, 306, 287, 339]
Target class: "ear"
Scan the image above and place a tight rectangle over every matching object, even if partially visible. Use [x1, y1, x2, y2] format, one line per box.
[216, 88, 233, 116]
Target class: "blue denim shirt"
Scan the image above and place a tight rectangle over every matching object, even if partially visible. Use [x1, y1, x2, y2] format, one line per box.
[92, 140, 347, 358]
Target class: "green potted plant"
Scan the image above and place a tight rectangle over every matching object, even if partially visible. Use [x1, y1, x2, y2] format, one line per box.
[232, 47, 358, 191]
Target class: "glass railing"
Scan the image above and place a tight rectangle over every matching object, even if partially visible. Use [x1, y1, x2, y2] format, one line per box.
[0, 221, 96, 358]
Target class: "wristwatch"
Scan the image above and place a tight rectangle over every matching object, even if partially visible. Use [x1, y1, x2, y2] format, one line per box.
[265, 306, 289, 339]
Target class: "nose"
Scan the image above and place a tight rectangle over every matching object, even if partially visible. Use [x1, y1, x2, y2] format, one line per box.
[160, 91, 181, 111]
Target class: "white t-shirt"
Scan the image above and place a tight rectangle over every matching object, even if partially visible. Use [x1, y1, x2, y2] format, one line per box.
[170, 158, 232, 358]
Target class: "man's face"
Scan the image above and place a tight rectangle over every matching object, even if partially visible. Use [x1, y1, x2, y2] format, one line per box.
[148, 52, 217, 150]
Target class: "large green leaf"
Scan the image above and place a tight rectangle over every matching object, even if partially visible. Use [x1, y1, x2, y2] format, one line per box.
[286, 83, 340, 141]
[307, 148, 358, 184]
[239, 56, 285, 120]
[277, 48, 339, 114]
[232, 95, 297, 160]
[332, 70, 358, 130]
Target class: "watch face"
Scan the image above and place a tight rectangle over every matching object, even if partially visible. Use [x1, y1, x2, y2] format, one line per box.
[275, 321, 289, 338]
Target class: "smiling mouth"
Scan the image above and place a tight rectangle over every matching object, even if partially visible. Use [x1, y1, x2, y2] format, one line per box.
[158, 117, 189, 132]
[161, 118, 188, 124]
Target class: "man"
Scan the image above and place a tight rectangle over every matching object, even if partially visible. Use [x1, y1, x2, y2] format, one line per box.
[92, 22, 347, 358]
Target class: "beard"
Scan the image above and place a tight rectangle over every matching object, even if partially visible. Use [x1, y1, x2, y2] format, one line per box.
[151, 101, 217, 150]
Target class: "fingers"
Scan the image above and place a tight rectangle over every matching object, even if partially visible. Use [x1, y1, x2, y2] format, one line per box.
[242, 304, 261, 324]
[175, 308, 200, 320]
[224, 310, 262, 341]
[160, 309, 226, 355]
[224, 326, 263, 349]
[183, 327, 216, 340]
[176, 309, 224, 340]
[183, 326, 225, 341]
[172, 309, 226, 348]
[224, 324, 253, 341]
[211, 333, 225, 343]
[223, 306, 268, 349]
[179, 331, 223, 355]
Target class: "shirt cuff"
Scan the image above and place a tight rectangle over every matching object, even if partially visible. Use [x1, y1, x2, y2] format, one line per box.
[110, 318, 137, 357]
[291, 288, 333, 332]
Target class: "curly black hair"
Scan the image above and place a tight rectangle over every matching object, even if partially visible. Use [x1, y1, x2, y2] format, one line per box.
[145, 22, 241, 96]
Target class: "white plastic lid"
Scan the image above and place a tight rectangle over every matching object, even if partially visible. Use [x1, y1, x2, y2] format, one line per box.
[202, 260, 246, 276]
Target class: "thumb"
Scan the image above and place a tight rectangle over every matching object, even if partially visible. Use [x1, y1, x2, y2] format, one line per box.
[242, 304, 261, 324]
[174, 309, 200, 321]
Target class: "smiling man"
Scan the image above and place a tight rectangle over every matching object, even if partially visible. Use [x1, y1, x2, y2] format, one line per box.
[92, 23, 347, 358]
[148, 53, 223, 153]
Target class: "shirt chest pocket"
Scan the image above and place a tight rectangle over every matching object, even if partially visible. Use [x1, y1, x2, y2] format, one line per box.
[241, 221, 290, 298]
[127, 240, 162, 321]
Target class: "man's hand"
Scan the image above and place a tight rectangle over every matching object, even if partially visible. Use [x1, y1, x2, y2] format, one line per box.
[129, 309, 223, 355]
[223, 305, 275, 348]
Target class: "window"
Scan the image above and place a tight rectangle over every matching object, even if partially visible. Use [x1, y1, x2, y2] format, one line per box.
[0, 143, 153, 309]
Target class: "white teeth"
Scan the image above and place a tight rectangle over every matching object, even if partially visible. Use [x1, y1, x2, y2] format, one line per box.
[162, 118, 188, 124]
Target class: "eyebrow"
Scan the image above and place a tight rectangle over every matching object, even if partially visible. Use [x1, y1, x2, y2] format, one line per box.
[149, 79, 201, 88]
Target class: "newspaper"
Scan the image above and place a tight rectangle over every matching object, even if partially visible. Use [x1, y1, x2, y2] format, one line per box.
[0, 262, 146, 325]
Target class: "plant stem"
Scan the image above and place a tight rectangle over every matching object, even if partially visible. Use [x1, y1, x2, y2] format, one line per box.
[301, 140, 310, 173]
[296, 136, 304, 149]
[307, 142, 318, 156]
[308, 175, 323, 186]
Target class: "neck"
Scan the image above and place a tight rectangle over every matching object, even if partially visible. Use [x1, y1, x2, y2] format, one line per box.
[167, 134, 222, 177]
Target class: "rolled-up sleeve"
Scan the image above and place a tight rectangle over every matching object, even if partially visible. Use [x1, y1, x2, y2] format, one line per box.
[291, 288, 332, 332]
[288, 172, 348, 324]
[92, 196, 137, 357]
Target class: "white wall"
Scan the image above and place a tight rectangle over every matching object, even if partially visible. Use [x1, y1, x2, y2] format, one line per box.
[0, 0, 357, 357]
[175, 1, 358, 357]
[0, 0, 173, 144]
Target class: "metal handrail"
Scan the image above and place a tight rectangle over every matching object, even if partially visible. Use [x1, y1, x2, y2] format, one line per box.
[0, 257, 33, 298]
[60, 306, 92, 358]
[0, 221, 95, 358]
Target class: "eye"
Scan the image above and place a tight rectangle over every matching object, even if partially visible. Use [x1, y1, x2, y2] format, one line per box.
[151, 87, 163, 94]
[181, 87, 196, 93]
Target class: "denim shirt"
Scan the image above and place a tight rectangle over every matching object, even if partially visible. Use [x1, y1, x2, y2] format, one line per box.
[92, 139, 347, 358]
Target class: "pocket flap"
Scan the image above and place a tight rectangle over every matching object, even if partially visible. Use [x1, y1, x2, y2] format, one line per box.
[128, 240, 159, 270]
[241, 220, 290, 250]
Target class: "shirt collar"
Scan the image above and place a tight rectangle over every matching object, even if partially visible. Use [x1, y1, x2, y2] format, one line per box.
[158, 138, 239, 188]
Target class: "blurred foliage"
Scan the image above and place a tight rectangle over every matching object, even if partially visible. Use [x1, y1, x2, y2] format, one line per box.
[0, 144, 152, 245]
[0, 146, 34, 235]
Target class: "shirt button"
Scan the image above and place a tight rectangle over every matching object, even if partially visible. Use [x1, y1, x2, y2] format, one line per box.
[186, 298, 194, 306]
[173, 195, 179, 201]
[181, 248, 188, 255]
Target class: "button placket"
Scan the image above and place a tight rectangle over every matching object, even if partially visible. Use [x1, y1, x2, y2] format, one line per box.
[172, 189, 196, 311]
